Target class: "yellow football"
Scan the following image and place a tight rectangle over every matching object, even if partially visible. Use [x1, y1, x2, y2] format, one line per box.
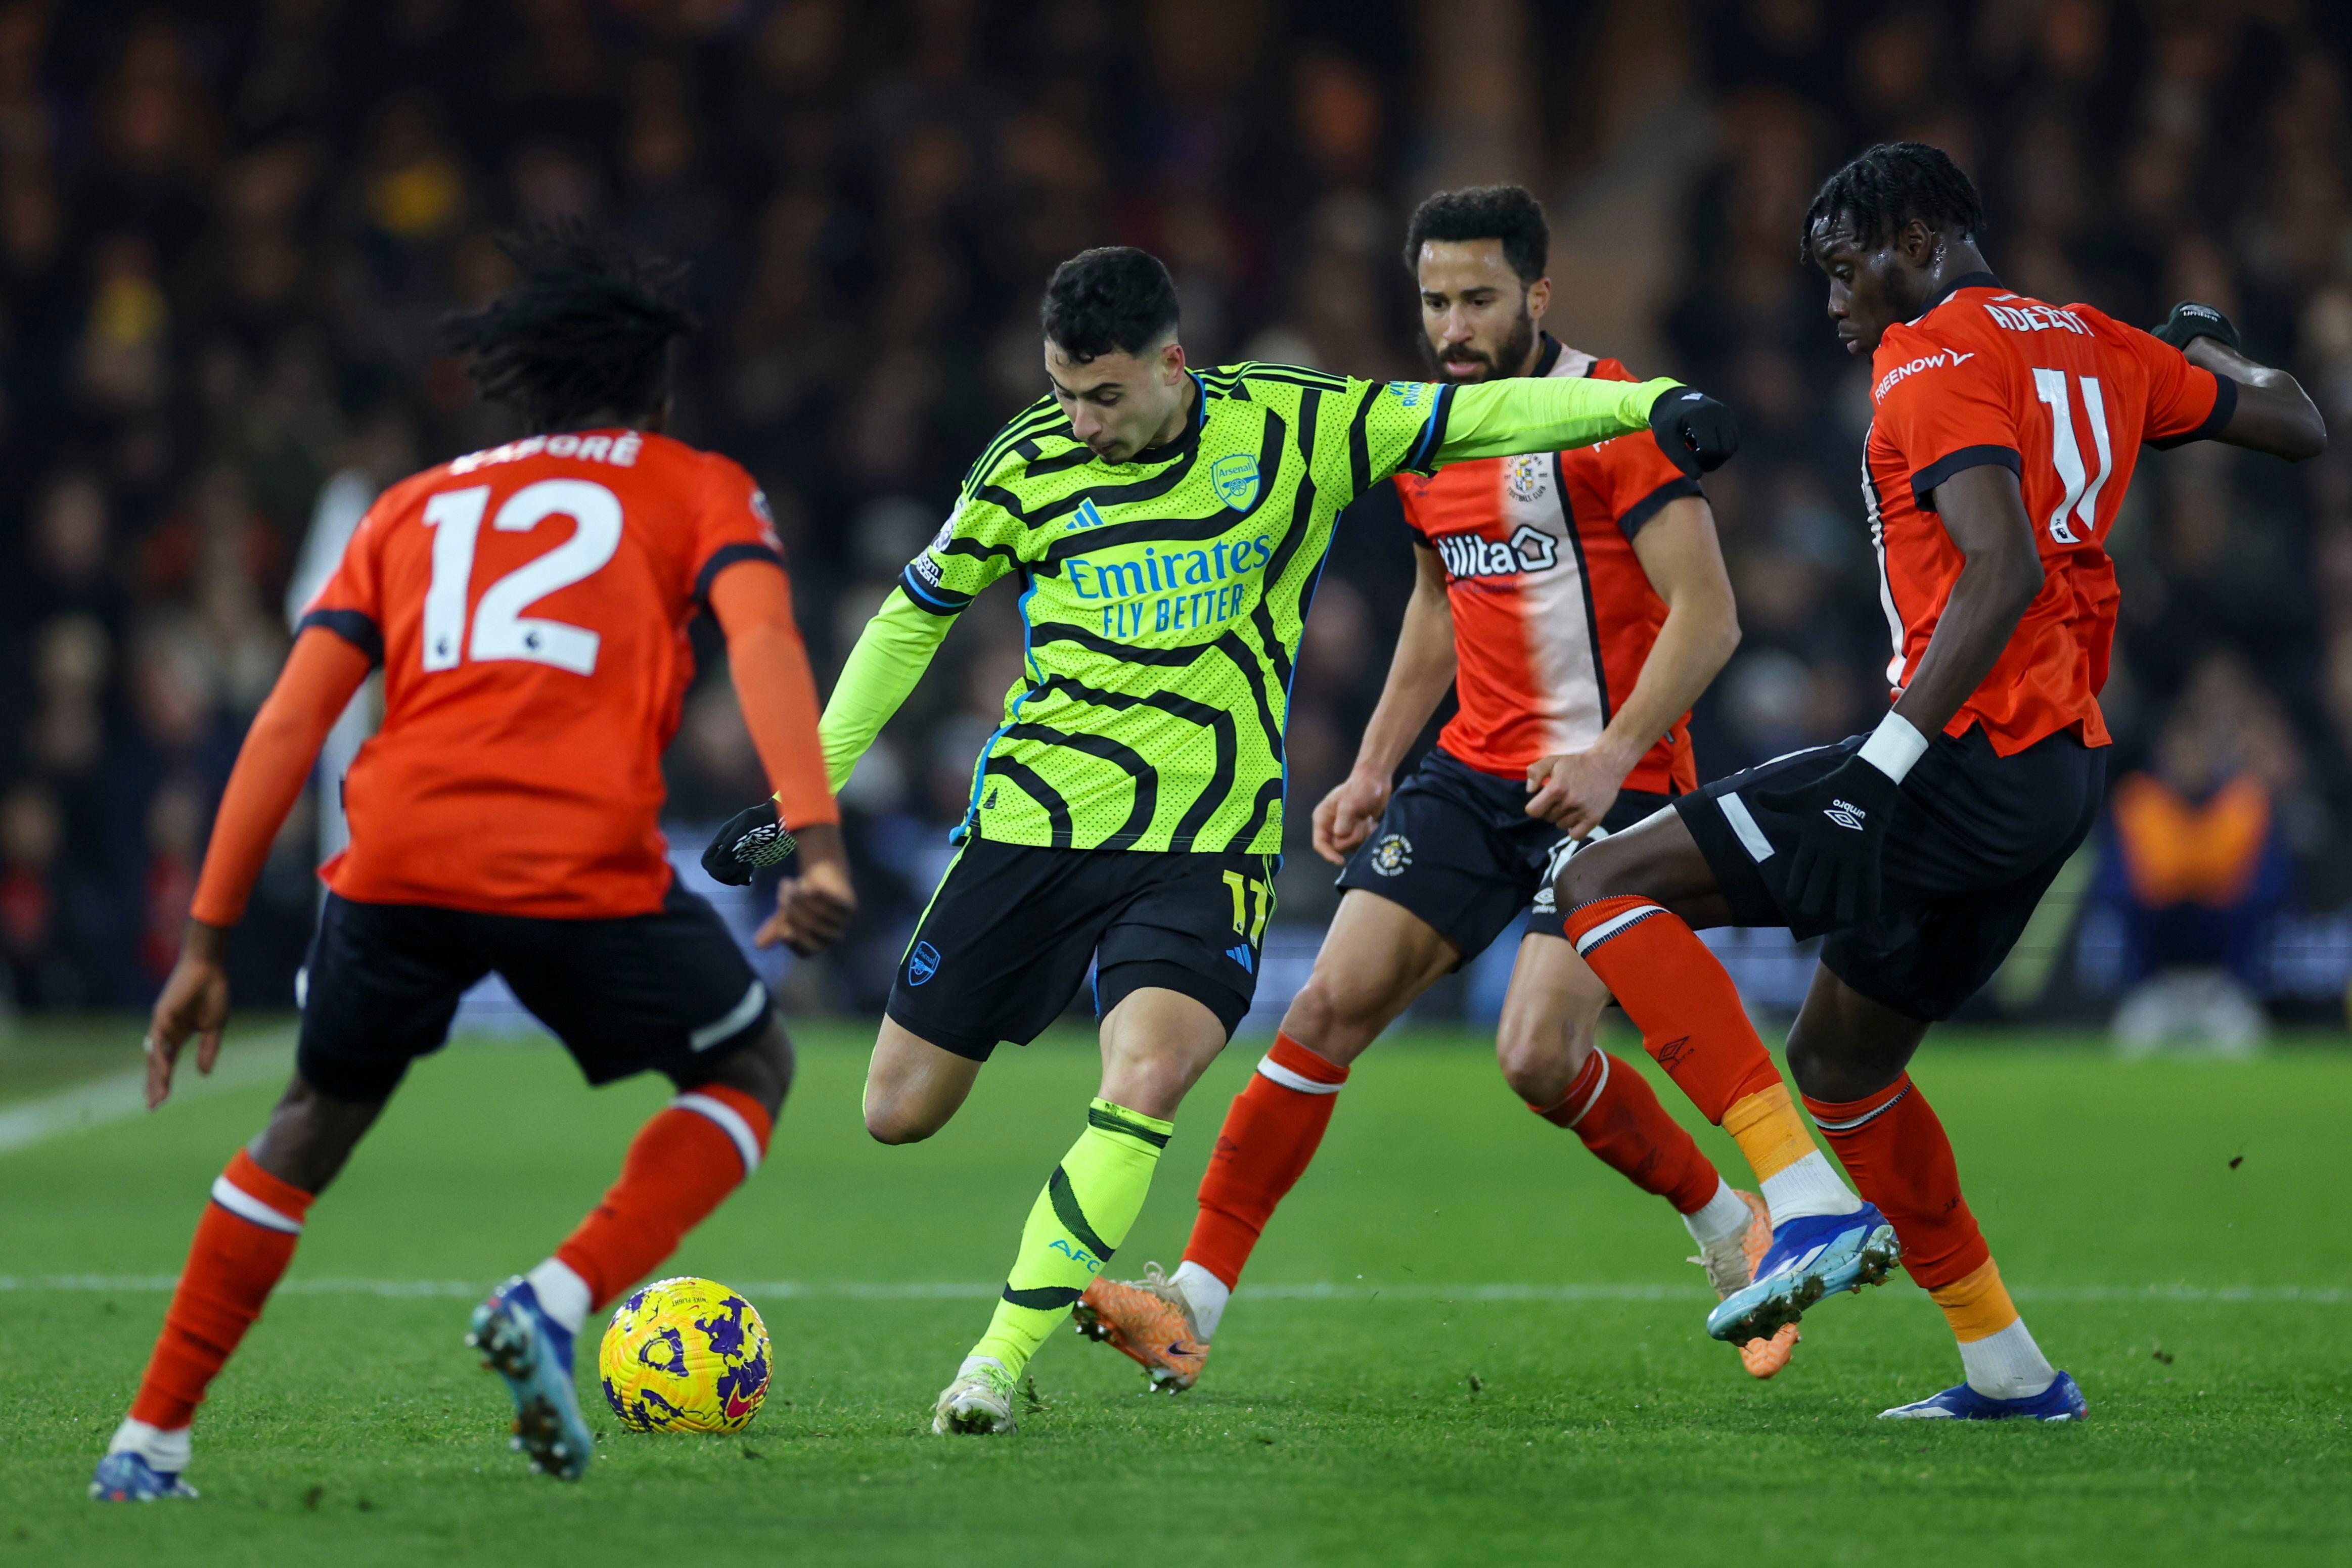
[598, 1276, 772, 1434]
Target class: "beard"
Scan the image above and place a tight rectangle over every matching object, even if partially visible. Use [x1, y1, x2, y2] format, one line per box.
[1425, 306, 1538, 383]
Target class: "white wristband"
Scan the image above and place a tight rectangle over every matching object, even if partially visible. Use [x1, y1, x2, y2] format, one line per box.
[1857, 711, 1929, 783]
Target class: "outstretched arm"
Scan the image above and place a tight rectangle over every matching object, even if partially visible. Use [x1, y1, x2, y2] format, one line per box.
[2187, 337, 2326, 460]
[1426, 375, 1674, 466]
[1421, 376, 1739, 477]
[1315, 544, 1456, 864]
[152, 627, 374, 1107]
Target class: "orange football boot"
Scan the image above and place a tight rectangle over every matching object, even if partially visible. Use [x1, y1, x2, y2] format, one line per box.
[1691, 1191, 1800, 1378]
[1072, 1262, 1210, 1392]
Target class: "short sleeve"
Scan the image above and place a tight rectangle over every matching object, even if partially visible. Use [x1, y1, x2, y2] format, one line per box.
[295, 500, 390, 664]
[1587, 430, 1703, 539]
[691, 458, 789, 605]
[2123, 321, 2236, 450]
[1871, 332, 2024, 510]
[899, 488, 1016, 618]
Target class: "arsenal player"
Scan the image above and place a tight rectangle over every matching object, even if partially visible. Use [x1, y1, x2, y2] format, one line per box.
[1074, 185, 1804, 1391]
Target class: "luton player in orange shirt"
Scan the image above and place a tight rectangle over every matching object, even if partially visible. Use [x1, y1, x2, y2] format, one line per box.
[1550, 144, 2325, 1420]
[1074, 186, 1806, 1390]
[91, 230, 851, 1500]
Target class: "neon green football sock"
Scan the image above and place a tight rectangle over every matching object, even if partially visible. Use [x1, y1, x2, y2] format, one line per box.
[968, 1098, 1173, 1380]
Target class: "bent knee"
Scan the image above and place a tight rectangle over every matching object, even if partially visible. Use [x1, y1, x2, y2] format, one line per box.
[863, 1100, 942, 1145]
[1282, 975, 1394, 1065]
[1496, 1020, 1593, 1108]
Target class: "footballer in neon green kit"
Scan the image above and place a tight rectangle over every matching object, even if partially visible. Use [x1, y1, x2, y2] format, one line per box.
[705, 245, 1740, 1435]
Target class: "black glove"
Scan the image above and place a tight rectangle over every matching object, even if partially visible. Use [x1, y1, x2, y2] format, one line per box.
[1648, 386, 1740, 476]
[2152, 301, 2241, 355]
[700, 797, 797, 887]
[1753, 755, 1902, 927]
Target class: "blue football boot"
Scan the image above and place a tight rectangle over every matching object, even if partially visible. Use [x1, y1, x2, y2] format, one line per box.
[1705, 1202, 1900, 1344]
[1881, 1371, 2088, 1421]
[468, 1275, 593, 1481]
[89, 1451, 198, 1501]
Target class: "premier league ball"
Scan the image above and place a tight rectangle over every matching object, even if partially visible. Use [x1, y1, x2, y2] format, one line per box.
[598, 1276, 772, 1434]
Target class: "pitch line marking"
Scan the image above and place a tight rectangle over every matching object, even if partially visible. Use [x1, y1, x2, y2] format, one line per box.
[0, 1031, 295, 1157]
[0, 1277, 2338, 1306]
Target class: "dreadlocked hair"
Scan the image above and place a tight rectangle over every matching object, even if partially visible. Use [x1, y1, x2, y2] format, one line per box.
[443, 223, 695, 432]
[1800, 142, 1985, 258]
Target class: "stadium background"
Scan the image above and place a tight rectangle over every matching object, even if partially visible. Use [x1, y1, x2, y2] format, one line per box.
[4, 0, 2350, 1031]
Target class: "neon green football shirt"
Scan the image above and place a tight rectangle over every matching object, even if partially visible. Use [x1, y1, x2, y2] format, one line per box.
[819, 361, 1672, 855]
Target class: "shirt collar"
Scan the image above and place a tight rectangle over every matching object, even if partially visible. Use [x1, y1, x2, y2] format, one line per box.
[1530, 333, 1563, 378]
[1914, 270, 2004, 322]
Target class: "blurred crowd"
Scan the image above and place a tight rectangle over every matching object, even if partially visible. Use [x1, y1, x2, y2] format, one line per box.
[3, 0, 2348, 1020]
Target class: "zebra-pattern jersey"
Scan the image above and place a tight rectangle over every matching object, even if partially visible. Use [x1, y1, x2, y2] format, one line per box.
[901, 363, 1454, 854]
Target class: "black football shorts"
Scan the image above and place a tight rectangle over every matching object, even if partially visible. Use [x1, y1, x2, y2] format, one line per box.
[296, 882, 773, 1101]
[1338, 745, 1673, 962]
[886, 838, 1279, 1062]
[1673, 724, 2105, 1022]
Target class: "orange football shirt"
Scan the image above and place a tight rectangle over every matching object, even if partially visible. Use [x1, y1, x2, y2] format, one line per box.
[1864, 275, 2232, 755]
[1391, 343, 1703, 795]
[298, 429, 789, 918]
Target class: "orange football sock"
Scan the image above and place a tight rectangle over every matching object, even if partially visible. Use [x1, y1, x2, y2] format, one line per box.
[1562, 897, 1786, 1124]
[129, 1149, 314, 1431]
[1803, 1074, 1991, 1290]
[1930, 1259, 2022, 1343]
[1184, 1031, 1346, 1289]
[1532, 1050, 1722, 1214]
[555, 1085, 773, 1311]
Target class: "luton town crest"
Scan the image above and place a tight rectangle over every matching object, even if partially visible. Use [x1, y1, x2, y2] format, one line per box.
[1210, 452, 1260, 512]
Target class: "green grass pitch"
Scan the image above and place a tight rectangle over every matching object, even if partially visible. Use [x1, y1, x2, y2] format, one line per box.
[3, 1019, 2347, 1565]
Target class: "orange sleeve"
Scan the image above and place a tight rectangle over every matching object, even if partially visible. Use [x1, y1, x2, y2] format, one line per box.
[2102, 312, 2235, 448]
[707, 557, 840, 829]
[1588, 429, 1703, 539]
[1870, 325, 2024, 510]
[190, 628, 375, 927]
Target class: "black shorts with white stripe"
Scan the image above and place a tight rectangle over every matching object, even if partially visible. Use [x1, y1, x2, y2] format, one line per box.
[1669, 724, 2105, 1023]
[295, 883, 773, 1101]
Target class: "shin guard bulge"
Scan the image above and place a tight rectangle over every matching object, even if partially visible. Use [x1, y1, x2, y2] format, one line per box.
[129, 1149, 315, 1431]
[1803, 1074, 1991, 1290]
[555, 1084, 774, 1310]
[973, 1099, 1172, 1379]
[1532, 1050, 1721, 1214]
[1184, 1031, 1346, 1288]
[1563, 897, 1827, 1190]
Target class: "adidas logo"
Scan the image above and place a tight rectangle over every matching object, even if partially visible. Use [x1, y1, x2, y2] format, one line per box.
[1225, 944, 1254, 973]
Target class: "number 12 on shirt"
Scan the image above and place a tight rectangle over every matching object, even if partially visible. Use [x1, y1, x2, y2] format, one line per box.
[421, 478, 622, 675]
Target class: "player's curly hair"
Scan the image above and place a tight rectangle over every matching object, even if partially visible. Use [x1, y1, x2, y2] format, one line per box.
[1801, 142, 1986, 256]
[1041, 247, 1181, 362]
[1403, 185, 1549, 285]
[443, 223, 696, 431]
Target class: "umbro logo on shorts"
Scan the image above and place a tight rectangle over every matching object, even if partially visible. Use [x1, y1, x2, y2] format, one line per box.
[1824, 799, 1868, 831]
